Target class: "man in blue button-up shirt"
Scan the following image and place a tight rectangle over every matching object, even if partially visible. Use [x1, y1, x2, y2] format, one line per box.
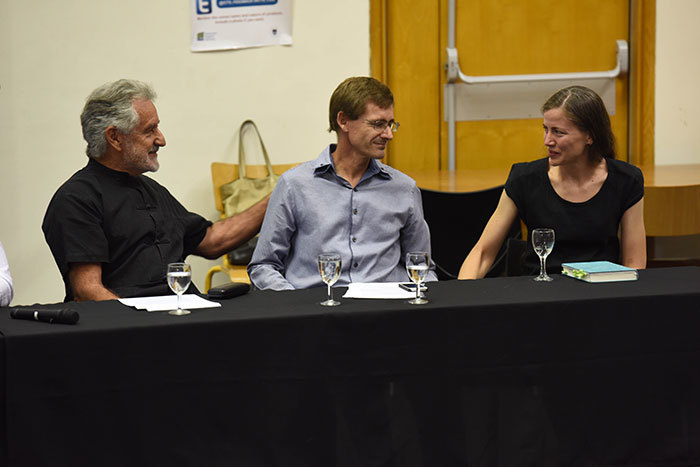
[248, 77, 437, 290]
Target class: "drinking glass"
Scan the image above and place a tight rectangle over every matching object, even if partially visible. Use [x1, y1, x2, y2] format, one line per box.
[318, 253, 341, 306]
[532, 228, 555, 282]
[167, 262, 192, 315]
[405, 252, 429, 304]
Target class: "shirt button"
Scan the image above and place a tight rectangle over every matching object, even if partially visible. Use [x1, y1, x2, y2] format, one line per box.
[353, 263, 358, 268]
[353, 188, 358, 192]
[352, 237, 357, 243]
[353, 209, 358, 215]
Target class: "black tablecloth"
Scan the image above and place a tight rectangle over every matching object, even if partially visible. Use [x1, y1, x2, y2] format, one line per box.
[1, 267, 700, 467]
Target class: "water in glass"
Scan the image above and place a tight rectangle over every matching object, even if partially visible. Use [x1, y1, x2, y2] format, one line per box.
[167, 271, 191, 295]
[407, 264, 429, 284]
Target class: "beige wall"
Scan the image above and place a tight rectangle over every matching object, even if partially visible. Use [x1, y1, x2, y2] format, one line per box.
[0, 1, 369, 305]
[655, 0, 700, 165]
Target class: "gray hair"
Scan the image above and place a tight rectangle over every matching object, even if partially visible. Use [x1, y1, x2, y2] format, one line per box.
[80, 79, 157, 159]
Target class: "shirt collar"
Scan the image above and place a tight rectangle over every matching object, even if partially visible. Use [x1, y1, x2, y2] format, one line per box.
[313, 144, 392, 181]
[86, 157, 141, 184]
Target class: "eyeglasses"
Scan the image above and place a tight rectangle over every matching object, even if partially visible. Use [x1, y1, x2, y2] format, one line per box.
[365, 119, 400, 133]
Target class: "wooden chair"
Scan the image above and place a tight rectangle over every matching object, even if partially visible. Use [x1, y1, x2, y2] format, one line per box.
[204, 161, 299, 292]
[643, 182, 700, 268]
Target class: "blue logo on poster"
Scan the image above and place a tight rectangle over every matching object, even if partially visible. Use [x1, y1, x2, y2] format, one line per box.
[197, 0, 212, 14]
[217, 0, 277, 7]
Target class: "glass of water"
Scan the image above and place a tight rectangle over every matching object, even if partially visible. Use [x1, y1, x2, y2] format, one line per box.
[318, 253, 341, 306]
[167, 262, 192, 315]
[531, 228, 555, 282]
[405, 252, 429, 304]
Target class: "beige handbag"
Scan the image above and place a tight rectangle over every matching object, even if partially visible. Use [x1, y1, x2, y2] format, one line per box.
[220, 120, 279, 264]
[221, 120, 279, 218]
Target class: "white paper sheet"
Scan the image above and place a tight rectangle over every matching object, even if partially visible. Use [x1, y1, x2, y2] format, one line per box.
[342, 282, 425, 300]
[119, 294, 222, 312]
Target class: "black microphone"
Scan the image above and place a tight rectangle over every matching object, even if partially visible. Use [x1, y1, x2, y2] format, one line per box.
[10, 308, 80, 325]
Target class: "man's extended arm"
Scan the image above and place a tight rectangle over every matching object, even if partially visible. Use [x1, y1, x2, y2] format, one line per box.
[195, 195, 270, 260]
[68, 262, 119, 301]
[247, 179, 296, 290]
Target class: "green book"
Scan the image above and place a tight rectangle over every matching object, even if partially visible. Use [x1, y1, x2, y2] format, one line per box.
[561, 261, 638, 283]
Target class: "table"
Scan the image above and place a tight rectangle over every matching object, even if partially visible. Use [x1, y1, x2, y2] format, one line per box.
[2, 267, 700, 467]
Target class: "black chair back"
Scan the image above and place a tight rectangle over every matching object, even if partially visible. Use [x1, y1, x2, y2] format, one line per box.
[420, 186, 521, 279]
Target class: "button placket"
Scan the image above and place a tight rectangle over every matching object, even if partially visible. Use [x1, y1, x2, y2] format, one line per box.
[348, 186, 359, 281]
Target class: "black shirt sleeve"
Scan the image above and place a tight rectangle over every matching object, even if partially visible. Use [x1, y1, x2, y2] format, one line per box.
[42, 178, 110, 279]
[612, 159, 644, 211]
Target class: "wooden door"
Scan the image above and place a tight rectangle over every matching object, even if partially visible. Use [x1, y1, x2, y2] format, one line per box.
[371, 0, 653, 173]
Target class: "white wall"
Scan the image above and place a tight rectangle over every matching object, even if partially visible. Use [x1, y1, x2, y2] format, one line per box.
[655, 0, 700, 165]
[0, 0, 369, 305]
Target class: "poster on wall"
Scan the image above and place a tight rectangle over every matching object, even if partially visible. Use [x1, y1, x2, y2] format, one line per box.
[191, 0, 292, 52]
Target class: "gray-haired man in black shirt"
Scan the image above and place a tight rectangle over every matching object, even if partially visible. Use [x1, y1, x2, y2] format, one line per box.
[43, 79, 267, 302]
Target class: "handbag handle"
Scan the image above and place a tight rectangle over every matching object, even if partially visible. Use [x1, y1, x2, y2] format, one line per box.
[238, 120, 275, 179]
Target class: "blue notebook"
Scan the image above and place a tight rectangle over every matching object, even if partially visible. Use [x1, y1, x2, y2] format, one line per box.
[561, 261, 638, 283]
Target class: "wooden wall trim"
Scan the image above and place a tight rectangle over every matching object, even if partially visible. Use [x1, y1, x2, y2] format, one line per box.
[369, 0, 387, 82]
[629, 0, 656, 166]
[369, 0, 391, 163]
